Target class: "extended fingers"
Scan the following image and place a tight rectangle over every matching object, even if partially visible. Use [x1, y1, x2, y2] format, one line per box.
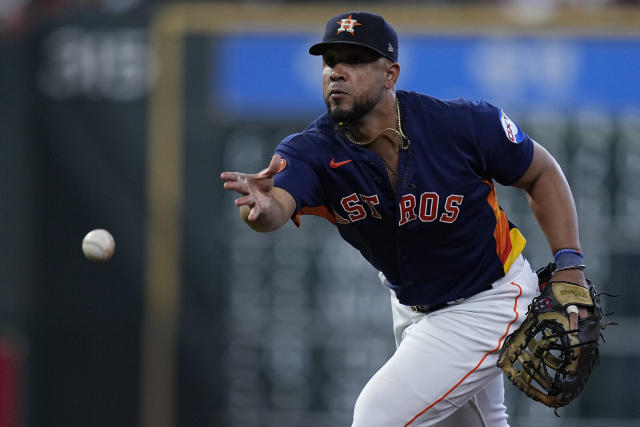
[247, 206, 260, 222]
[241, 199, 262, 221]
[234, 194, 254, 207]
[223, 181, 245, 193]
[220, 171, 240, 181]
[222, 173, 251, 193]
[221, 172, 248, 183]
[223, 154, 283, 182]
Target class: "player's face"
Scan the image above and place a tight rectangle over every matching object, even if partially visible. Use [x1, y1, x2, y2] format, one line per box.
[321, 45, 388, 125]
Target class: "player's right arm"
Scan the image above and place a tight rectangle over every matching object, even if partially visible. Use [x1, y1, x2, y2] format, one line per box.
[221, 154, 296, 232]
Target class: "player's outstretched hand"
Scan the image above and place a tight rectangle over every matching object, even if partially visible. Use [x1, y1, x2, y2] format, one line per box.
[220, 154, 284, 222]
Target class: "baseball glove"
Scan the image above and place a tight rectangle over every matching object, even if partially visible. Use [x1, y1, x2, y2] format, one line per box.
[497, 263, 604, 408]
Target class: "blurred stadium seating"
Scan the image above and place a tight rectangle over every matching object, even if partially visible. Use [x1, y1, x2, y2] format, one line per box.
[1, 1, 639, 426]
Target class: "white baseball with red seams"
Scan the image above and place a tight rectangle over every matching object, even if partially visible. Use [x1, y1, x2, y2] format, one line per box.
[82, 229, 116, 261]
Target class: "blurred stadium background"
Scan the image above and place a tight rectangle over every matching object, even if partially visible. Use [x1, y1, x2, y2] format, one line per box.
[1, 1, 639, 426]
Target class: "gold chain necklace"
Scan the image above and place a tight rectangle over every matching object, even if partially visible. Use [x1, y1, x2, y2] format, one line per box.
[345, 99, 410, 150]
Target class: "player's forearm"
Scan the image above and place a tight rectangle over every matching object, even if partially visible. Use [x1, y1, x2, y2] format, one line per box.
[240, 187, 295, 232]
[514, 143, 581, 254]
[525, 160, 581, 253]
[240, 205, 286, 232]
[523, 155, 588, 287]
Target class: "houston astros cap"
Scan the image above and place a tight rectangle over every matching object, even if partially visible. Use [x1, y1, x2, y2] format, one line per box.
[309, 11, 398, 62]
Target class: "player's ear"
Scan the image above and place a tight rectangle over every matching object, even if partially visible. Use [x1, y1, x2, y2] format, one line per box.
[384, 61, 400, 88]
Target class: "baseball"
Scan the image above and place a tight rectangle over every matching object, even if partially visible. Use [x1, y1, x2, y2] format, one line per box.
[82, 229, 116, 262]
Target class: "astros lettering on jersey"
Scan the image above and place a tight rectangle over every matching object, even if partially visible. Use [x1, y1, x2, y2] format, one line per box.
[273, 91, 533, 306]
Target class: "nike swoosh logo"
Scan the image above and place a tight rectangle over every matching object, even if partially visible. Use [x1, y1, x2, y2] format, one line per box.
[330, 158, 353, 168]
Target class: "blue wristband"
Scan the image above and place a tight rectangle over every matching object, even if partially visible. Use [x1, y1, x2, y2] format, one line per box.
[554, 249, 585, 271]
[554, 248, 583, 261]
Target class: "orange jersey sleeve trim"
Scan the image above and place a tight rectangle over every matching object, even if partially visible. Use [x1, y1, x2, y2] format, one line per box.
[292, 206, 338, 227]
[484, 180, 526, 274]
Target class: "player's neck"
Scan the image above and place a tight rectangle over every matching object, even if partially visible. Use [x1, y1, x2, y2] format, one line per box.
[350, 95, 397, 141]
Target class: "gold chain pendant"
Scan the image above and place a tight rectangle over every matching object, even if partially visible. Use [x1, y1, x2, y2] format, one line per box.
[345, 99, 410, 150]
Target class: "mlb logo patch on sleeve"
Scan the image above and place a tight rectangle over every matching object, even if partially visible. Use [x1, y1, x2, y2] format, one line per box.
[499, 108, 524, 144]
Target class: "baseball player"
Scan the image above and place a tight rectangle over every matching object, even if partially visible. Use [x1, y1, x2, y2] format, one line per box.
[221, 11, 588, 426]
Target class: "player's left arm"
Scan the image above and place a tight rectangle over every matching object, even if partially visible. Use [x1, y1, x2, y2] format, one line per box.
[512, 141, 587, 288]
[512, 141, 587, 326]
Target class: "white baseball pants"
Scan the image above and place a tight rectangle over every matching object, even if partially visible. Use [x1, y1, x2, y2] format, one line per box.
[352, 255, 539, 427]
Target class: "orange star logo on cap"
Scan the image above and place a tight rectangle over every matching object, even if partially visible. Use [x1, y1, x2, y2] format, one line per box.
[336, 15, 362, 35]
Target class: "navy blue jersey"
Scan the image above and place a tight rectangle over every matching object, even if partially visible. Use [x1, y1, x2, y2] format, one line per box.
[273, 91, 534, 306]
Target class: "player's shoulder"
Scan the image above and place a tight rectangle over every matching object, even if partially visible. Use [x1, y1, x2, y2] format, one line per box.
[399, 91, 502, 135]
[399, 90, 498, 116]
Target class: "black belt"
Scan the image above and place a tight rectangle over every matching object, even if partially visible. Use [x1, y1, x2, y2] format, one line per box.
[410, 285, 492, 314]
[410, 303, 447, 313]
